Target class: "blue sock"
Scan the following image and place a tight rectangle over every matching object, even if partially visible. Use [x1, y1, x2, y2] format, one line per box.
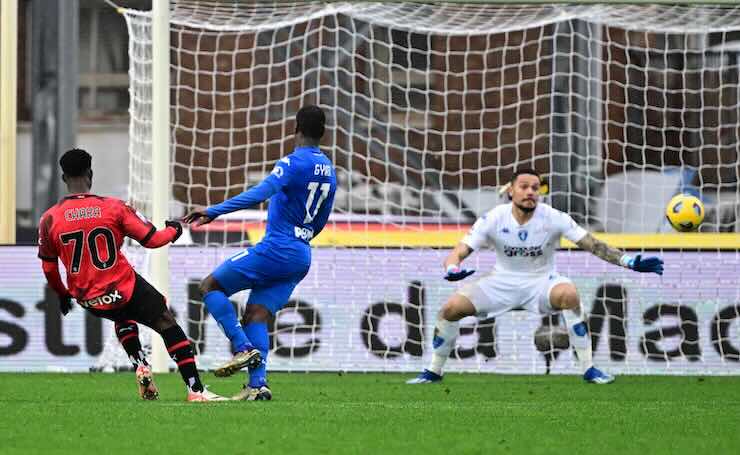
[243, 321, 269, 387]
[203, 290, 252, 353]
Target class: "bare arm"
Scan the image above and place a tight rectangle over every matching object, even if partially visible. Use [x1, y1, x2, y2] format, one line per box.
[444, 242, 473, 269]
[441, 242, 476, 281]
[443, 214, 490, 281]
[577, 233, 665, 275]
[575, 233, 626, 267]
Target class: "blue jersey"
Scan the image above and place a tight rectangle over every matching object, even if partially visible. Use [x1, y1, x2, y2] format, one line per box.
[206, 145, 337, 264]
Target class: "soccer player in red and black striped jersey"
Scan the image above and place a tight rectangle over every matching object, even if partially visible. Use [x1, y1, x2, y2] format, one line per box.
[38, 148, 224, 402]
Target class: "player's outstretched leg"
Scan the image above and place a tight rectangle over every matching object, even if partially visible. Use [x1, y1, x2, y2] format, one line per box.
[200, 275, 261, 377]
[550, 283, 614, 384]
[213, 349, 262, 378]
[407, 294, 475, 384]
[150, 313, 227, 401]
[233, 314, 271, 401]
[114, 319, 159, 400]
[160, 325, 227, 400]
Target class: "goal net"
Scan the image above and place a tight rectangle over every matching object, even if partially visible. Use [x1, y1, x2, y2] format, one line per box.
[100, 1, 740, 374]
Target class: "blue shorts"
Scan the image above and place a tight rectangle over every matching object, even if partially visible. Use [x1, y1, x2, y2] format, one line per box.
[212, 248, 310, 314]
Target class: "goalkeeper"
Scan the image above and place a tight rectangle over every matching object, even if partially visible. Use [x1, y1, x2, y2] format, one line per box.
[184, 105, 336, 401]
[408, 169, 664, 384]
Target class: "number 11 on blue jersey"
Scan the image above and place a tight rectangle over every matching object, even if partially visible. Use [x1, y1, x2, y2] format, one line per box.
[304, 182, 331, 223]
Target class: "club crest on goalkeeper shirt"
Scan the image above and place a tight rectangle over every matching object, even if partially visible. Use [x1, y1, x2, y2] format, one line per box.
[461, 203, 588, 276]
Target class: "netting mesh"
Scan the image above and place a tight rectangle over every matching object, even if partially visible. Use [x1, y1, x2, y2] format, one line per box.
[98, 2, 740, 374]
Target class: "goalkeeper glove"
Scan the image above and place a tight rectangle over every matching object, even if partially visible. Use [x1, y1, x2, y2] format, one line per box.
[165, 220, 183, 243]
[444, 264, 475, 282]
[621, 254, 664, 275]
[59, 294, 73, 316]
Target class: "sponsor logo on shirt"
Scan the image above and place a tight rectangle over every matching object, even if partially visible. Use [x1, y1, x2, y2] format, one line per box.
[503, 245, 544, 257]
[294, 226, 314, 240]
[78, 289, 123, 308]
[271, 165, 284, 178]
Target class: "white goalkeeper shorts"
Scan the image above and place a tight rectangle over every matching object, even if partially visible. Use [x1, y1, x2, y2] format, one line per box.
[456, 272, 572, 317]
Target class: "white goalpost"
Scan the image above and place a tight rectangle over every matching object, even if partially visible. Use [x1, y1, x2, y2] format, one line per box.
[100, 1, 740, 375]
[148, 0, 172, 373]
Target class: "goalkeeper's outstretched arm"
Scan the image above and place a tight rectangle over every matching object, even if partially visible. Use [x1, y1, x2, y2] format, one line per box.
[444, 242, 472, 269]
[576, 233, 664, 275]
[443, 243, 476, 281]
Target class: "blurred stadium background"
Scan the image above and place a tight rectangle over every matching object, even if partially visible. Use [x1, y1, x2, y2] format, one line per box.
[6, 1, 740, 238]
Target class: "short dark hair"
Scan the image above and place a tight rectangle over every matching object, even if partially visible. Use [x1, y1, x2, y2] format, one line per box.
[59, 148, 92, 177]
[511, 168, 540, 183]
[295, 105, 326, 140]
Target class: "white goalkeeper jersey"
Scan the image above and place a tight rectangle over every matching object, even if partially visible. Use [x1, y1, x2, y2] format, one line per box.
[462, 202, 588, 276]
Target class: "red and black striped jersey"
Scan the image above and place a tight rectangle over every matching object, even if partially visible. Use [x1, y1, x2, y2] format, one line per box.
[37, 194, 162, 309]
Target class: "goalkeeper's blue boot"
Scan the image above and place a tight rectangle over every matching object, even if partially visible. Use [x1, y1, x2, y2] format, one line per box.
[583, 366, 615, 384]
[406, 369, 443, 384]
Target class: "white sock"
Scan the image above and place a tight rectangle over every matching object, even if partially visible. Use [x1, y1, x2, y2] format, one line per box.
[562, 306, 593, 373]
[428, 318, 460, 375]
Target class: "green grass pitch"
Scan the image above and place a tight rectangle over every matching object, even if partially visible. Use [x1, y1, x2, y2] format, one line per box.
[2, 372, 739, 454]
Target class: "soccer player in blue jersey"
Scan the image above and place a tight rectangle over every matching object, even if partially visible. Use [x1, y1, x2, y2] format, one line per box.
[183, 105, 336, 400]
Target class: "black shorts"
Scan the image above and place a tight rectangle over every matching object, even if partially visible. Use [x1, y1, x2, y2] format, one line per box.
[86, 273, 168, 328]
